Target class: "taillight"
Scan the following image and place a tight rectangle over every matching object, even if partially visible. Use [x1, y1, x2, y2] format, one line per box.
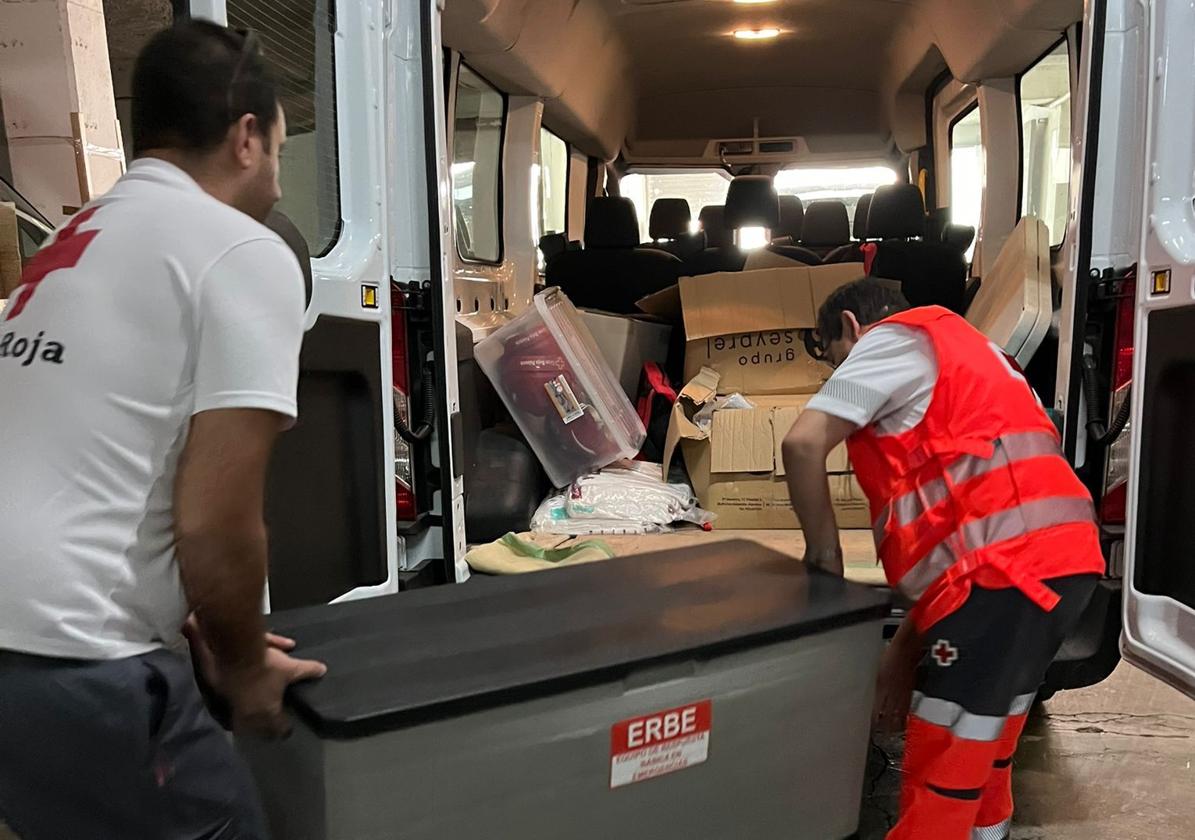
[1101, 276, 1135, 524]
[391, 283, 417, 521]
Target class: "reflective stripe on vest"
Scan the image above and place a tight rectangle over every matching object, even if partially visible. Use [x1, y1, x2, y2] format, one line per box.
[896, 495, 1096, 602]
[871, 430, 1063, 542]
[973, 819, 1012, 840]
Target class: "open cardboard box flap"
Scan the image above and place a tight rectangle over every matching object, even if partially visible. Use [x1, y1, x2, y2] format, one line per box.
[636, 263, 863, 340]
[662, 367, 849, 481]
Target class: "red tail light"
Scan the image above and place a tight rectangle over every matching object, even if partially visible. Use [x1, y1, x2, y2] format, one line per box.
[391, 283, 417, 521]
[1100, 275, 1135, 524]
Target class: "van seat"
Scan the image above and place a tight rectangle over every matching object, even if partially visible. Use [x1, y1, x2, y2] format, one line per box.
[698, 205, 730, 249]
[772, 194, 805, 245]
[867, 184, 967, 314]
[824, 193, 875, 264]
[545, 196, 682, 314]
[801, 200, 851, 259]
[687, 177, 820, 275]
[645, 198, 705, 260]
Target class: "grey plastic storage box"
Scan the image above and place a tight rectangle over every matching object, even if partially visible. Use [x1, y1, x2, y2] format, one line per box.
[476, 288, 647, 487]
[238, 542, 890, 840]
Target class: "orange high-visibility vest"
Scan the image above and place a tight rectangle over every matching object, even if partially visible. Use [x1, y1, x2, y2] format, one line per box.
[846, 307, 1105, 631]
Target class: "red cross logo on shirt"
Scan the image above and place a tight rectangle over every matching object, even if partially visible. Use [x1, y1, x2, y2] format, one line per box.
[4, 206, 101, 321]
[932, 639, 959, 667]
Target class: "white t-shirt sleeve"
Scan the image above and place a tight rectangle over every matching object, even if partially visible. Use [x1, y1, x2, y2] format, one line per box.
[192, 237, 306, 419]
[806, 324, 938, 433]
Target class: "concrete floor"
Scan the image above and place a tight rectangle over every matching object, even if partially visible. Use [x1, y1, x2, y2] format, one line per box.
[858, 662, 1195, 839]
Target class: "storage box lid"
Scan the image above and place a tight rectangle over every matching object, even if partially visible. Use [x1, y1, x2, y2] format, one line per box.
[271, 542, 890, 738]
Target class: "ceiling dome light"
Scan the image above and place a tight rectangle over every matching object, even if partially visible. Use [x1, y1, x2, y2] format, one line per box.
[733, 28, 781, 40]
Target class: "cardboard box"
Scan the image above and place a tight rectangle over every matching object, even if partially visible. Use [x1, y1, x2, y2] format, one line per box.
[662, 368, 871, 530]
[579, 309, 672, 399]
[638, 263, 864, 395]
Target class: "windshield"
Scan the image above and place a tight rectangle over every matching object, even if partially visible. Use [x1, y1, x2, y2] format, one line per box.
[621, 170, 732, 243]
[774, 165, 898, 228]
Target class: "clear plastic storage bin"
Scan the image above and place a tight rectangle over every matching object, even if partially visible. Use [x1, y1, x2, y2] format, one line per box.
[476, 288, 646, 487]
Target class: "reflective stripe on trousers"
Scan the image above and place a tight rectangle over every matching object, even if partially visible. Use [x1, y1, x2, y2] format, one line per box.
[871, 431, 1063, 545]
[895, 496, 1095, 602]
[910, 691, 1037, 742]
[972, 818, 1011, 840]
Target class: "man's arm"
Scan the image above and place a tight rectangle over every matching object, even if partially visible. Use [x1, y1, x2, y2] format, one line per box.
[175, 409, 325, 738]
[780, 408, 858, 575]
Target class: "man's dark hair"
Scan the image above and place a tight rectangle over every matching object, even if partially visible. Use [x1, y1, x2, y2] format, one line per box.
[816, 277, 911, 346]
[132, 21, 279, 157]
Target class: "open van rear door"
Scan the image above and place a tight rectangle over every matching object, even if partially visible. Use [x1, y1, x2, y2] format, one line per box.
[1120, 0, 1195, 699]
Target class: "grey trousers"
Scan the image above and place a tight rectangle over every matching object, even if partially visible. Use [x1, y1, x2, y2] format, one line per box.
[0, 648, 268, 840]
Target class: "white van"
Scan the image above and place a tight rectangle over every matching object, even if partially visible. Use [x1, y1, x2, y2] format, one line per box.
[173, 0, 1191, 700]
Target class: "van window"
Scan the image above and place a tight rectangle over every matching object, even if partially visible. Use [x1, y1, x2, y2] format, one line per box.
[227, 0, 341, 256]
[621, 170, 732, 243]
[775, 166, 898, 227]
[536, 127, 569, 267]
[1020, 41, 1072, 246]
[949, 105, 983, 260]
[452, 65, 506, 263]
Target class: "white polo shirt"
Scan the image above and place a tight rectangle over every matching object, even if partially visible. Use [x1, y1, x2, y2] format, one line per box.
[0, 159, 305, 660]
[806, 324, 939, 435]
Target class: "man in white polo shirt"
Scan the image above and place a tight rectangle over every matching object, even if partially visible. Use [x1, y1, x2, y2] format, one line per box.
[0, 21, 324, 839]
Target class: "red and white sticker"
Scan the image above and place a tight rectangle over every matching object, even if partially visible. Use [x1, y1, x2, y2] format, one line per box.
[610, 700, 712, 789]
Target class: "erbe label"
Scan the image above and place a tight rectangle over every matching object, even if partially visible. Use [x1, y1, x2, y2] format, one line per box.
[610, 700, 712, 789]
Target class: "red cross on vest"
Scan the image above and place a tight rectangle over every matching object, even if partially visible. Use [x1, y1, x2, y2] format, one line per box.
[932, 639, 959, 667]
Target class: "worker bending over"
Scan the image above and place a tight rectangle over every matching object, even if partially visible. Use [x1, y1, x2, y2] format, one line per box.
[783, 278, 1103, 840]
[0, 22, 323, 839]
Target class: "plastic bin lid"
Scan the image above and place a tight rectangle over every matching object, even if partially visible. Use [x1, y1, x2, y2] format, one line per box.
[271, 541, 890, 738]
[966, 217, 1052, 366]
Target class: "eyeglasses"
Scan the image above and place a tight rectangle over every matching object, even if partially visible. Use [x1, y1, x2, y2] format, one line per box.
[226, 29, 261, 123]
[802, 329, 832, 364]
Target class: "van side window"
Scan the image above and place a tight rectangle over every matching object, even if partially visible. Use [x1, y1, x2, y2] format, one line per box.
[1019, 40, 1072, 246]
[949, 105, 983, 261]
[537, 127, 569, 269]
[227, 0, 341, 256]
[453, 65, 506, 264]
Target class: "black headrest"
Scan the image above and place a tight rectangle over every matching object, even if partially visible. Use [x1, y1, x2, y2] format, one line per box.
[868, 183, 926, 239]
[648, 198, 692, 241]
[265, 210, 312, 307]
[699, 205, 730, 249]
[777, 195, 805, 240]
[801, 200, 850, 247]
[942, 224, 976, 253]
[853, 194, 873, 240]
[585, 196, 640, 249]
[725, 175, 780, 230]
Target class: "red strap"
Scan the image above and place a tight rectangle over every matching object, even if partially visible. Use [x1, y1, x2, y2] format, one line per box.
[861, 242, 878, 275]
[636, 362, 676, 427]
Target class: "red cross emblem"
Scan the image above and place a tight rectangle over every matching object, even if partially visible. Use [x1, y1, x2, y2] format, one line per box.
[932, 639, 959, 667]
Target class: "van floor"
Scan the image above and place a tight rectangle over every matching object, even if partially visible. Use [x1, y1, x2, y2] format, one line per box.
[596, 528, 888, 587]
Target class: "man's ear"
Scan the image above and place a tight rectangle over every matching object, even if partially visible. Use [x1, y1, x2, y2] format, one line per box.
[841, 310, 863, 342]
[229, 113, 260, 169]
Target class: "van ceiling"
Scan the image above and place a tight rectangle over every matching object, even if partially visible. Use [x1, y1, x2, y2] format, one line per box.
[445, 0, 1081, 162]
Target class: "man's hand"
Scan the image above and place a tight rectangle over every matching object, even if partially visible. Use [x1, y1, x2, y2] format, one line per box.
[223, 647, 328, 739]
[781, 409, 858, 568]
[873, 617, 923, 732]
[184, 615, 327, 739]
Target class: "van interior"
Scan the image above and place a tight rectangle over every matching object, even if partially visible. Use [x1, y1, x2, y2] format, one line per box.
[440, 0, 1084, 555]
